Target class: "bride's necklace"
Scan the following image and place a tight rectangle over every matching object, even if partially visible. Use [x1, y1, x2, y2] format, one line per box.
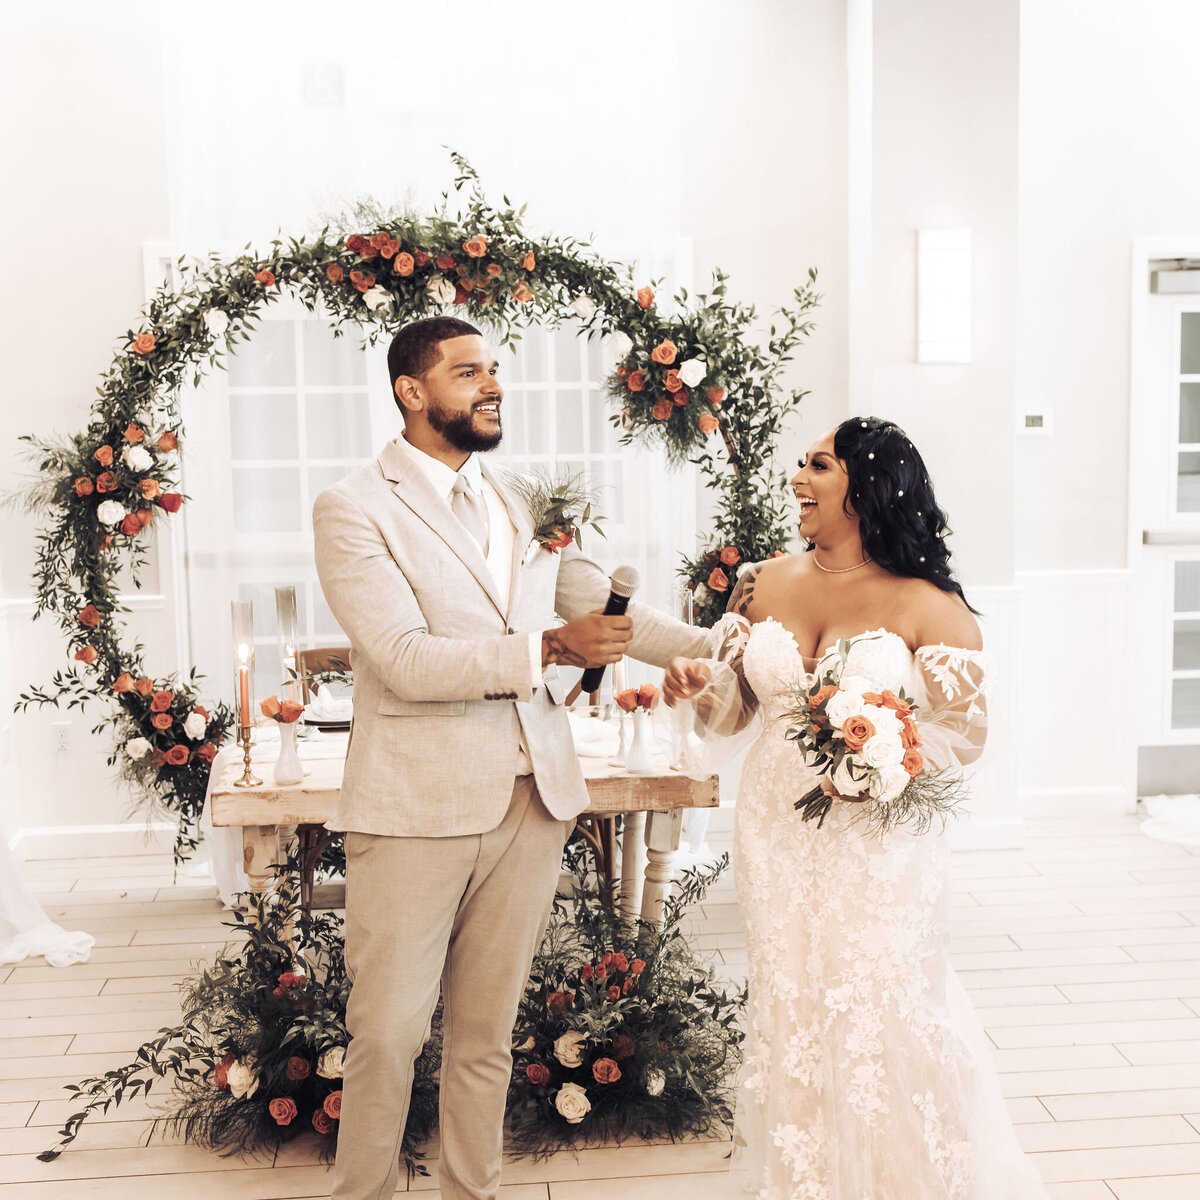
[812, 552, 871, 574]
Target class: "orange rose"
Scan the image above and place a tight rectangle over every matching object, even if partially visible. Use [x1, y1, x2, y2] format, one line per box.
[636, 286, 654, 309]
[460, 275, 475, 292]
[150, 690, 174, 712]
[74, 477, 94, 497]
[130, 333, 156, 355]
[279, 700, 305, 723]
[323, 1090, 342, 1119]
[463, 236, 487, 258]
[156, 430, 178, 452]
[879, 689, 911, 715]
[841, 713, 876, 752]
[436, 252, 456, 270]
[607, 985, 621, 1000]
[393, 251, 414, 276]
[662, 369, 682, 393]
[486, 262, 503, 277]
[93, 445, 114, 467]
[268, 1096, 297, 1126]
[525, 1061, 551, 1085]
[325, 263, 344, 283]
[74, 645, 97, 665]
[706, 386, 725, 407]
[95, 471, 117, 493]
[119, 514, 141, 536]
[512, 282, 533, 303]
[521, 251, 535, 270]
[350, 271, 375, 293]
[812, 684, 837, 707]
[151, 712, 173, 730]
[286, 1056, 311, 1081]
[631, 958, 645, 975]
[545, 528, 573, 552]
[637, 684, 659, 709]
[124, 423, 144, 443]
[902, 748, 924, 778]
[158, 493, 183, 513]
[254, 269, 276, 287]
[214, 1053, 234, 1089]
[592, 1057, 622, 1084]
[197, 742, 218, 763]
[651, 399, 671, 421]
[164, 744, 189, 766]
[546, 990, 573, 1015]
[650, 340, 677, 365]
[708, 566, 729, 592]
[134, 677, 153, 695]
[612, 951, 628, 971]
[720, 546, 740, 566]
[140, 479, 160, 499]
[78, 604, 100, 628]
[614, 687, 639, 713]
[134, 509, 154, 527]
[611, 1033, 635, 1060]
[415, 250, 431, 266]
[901, 718, 923, 750]
[312, 1107, 334, 1134]
[111, 672, 133, 693]
[627, 370, 645, 392]
[96, 534, 113, 551]
[862, 692, 883, 706]
[673, 388, 690, 408]
[260, 695, 282, 719]
[698, 414, 719, 434]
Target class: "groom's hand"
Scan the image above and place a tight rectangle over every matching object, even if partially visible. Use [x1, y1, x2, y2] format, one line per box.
[541, 611, 632, 669]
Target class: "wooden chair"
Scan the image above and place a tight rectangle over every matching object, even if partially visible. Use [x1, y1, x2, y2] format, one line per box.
[297, 646, 352, 703]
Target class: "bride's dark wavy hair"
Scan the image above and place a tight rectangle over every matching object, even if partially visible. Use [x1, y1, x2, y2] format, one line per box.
[819, 416, 980, 615]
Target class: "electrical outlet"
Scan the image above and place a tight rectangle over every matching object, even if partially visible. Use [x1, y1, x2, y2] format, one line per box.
[52, 722, 70, 755]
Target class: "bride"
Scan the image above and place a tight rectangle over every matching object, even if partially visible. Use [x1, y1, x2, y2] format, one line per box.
[664, 417, 1047, 1200]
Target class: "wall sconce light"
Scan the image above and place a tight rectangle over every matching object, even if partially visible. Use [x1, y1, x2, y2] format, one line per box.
[916, 228, 972, 364]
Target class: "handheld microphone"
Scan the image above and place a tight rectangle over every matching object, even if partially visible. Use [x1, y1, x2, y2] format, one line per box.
[579, 565, 641, 694]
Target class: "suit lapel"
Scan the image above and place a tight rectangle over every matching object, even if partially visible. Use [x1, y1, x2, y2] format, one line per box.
[378, 443, 506, 620]
[482, 462, 536, 619]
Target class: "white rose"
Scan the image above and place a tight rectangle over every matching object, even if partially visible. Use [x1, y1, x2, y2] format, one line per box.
[226, 1059, 259, 1099]
[825, 689, 867, 731]
[183, 711, 208, 741]
[692, 584, 712, 607]
[204, 308, 230, 337]
[427, 276, 457, 306]
[861, 732, 904, 769]
[874, 763, 910, 806]
[571, 294, 596, 322]
[554, 1082, 592, 1124]
[121, 445, 153, 473]
[644, 1068, 666, 1097]
[96, 500, 126, 526]
[610, 331, 633, 359]
[513, 1036, 536, 1054]
[316, 1046, 345, 1079]
[620, 408, 636, 431]
[362, 285, 392, 312]
[125, 737, 151, 761]
[860, 704, 903, 743]
[832, 755, 869, 797]
[677, 358, 706, 388]
[553, 1030, 586, 1069]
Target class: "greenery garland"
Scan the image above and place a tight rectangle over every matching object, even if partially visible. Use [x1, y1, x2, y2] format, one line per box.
[11, 152, 818, 855]
[39, 850, 742, 1169]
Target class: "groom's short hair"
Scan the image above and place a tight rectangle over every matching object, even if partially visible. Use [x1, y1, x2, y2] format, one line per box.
[387, 318, 482, 395]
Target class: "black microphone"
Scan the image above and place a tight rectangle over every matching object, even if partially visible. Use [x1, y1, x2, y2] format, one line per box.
[579, 565, 641, 694]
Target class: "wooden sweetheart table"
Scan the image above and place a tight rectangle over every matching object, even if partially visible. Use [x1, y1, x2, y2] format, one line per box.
[209, 731, 719, 925]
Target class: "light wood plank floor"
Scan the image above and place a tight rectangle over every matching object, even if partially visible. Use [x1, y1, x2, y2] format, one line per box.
[3, 813, 1199, 1198]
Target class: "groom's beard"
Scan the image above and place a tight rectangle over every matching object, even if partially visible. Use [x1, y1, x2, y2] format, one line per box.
[427, 398, 503, 454]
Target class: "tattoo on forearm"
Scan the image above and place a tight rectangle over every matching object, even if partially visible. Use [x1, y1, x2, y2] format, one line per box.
[543, 630, 586, 668]
[729, 564, 763, 617]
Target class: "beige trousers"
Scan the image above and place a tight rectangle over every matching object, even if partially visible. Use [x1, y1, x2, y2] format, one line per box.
[329, 776, 571, 1200]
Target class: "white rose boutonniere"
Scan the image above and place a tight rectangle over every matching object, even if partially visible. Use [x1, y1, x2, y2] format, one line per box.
[553, 1081, 592, 1124]
[553, 1030, 587, 1069]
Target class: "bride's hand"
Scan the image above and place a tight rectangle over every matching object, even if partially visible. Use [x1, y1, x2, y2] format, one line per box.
[662, 658, 711, 707]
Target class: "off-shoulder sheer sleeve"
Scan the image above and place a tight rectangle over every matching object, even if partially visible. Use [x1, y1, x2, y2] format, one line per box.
[913, 645, 988, 772]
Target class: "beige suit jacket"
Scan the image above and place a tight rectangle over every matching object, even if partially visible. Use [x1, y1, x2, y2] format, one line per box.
[312, 439, 710, 838]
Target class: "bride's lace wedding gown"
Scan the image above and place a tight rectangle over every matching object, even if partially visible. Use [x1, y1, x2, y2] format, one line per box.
[700, 614, 1047, 1200]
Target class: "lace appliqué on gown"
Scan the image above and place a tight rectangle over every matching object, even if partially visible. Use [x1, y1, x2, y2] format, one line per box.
[700, 615, 1045, 1200]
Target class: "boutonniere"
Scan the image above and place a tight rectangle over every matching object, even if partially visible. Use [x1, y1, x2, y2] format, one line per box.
[504, 469, 606, 562]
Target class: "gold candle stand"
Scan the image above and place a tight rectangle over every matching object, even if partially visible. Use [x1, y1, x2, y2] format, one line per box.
[232, 724, 262, 788]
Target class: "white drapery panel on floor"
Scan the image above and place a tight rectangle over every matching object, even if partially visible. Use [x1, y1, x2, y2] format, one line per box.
[0, 837, 94, 967]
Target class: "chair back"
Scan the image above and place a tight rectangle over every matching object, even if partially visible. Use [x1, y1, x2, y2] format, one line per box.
[297, 647, 352, 703]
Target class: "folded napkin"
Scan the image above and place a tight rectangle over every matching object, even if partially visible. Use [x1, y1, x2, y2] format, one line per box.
[567, 711, 620, 758]
[305, 687, 354, 722]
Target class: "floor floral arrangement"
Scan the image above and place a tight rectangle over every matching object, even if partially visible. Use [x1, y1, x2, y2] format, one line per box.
[38, 847, 744, 1175]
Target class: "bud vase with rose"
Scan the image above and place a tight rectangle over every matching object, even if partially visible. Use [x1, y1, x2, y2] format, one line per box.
[614, 686, 660, 774]
[260, 696, 305, 785]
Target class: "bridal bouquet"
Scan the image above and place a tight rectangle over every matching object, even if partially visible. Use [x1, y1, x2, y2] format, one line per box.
[785, 639, 964, 835]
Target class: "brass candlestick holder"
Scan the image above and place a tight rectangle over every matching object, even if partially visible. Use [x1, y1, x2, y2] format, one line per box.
[232, 724, 262, 788]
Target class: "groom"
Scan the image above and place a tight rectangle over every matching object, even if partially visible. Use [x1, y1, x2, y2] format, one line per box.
[313, 316, 708, 1200]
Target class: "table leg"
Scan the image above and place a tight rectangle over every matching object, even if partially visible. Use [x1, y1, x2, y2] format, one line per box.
[640, 809, 683, 925]
[242, 825, 281, 923]
[619, 812, 646, 921]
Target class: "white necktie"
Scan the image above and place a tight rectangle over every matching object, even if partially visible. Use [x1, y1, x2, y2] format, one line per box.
[451, 474, 490, 557]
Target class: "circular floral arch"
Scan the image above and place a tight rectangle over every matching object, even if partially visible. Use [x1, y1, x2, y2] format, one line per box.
[16, 154, 819, 855]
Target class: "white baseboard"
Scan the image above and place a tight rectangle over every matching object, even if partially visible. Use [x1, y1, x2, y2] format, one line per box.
[9, 821, 178, 861]
[1017, 786, 1135, 819]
